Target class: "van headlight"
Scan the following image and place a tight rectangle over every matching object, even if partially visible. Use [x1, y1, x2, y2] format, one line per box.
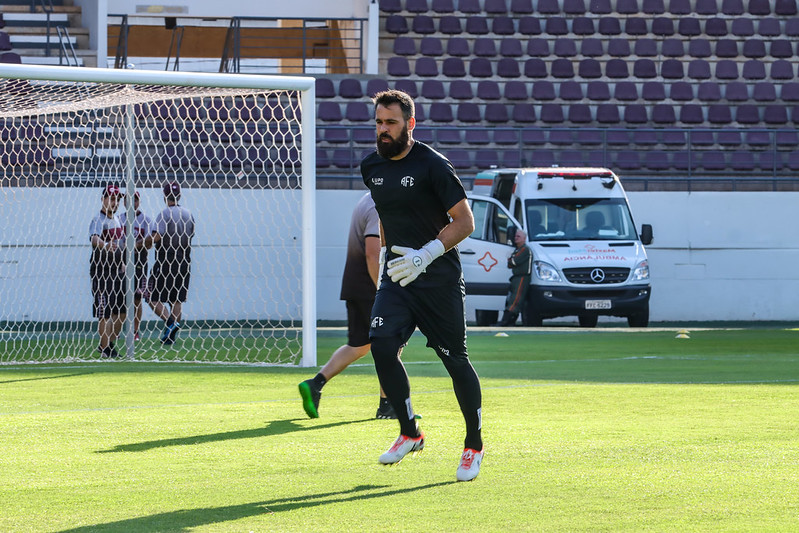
[534, 261, 562, 283]
[631, 260, 650, 281]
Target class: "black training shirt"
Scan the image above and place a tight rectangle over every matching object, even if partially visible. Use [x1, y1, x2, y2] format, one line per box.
[361, 140, 466, 286]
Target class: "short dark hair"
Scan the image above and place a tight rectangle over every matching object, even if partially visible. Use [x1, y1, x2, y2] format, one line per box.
[372, 89, 415, 121]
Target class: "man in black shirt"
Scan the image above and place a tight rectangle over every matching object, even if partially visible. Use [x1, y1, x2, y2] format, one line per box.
[362, 90, 484, 481]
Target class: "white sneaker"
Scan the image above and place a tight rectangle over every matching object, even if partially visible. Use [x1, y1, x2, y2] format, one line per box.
[379, 433, 425, 464]
[456, 448, 484, 481]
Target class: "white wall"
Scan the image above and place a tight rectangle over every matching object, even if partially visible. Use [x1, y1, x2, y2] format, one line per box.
[106, 0, 369, 20]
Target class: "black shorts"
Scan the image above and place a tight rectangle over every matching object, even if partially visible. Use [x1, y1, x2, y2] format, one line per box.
[135, 266, 149, 300]
[346, 298, 374, 348]
[149, 259, 191, 303]
[91, 270, 127, 319]
[369, 278, 467, 357]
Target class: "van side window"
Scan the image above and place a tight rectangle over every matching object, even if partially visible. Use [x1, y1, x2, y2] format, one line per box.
[469, 199, 511, 244]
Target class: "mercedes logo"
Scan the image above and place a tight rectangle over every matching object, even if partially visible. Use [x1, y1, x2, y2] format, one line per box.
[590, 268, 606, 283]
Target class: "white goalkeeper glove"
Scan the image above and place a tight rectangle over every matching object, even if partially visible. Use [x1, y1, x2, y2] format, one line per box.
[386, 239, 446, 287]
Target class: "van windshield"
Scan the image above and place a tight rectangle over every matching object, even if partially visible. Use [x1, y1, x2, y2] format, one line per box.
[525, 198, 638, 241]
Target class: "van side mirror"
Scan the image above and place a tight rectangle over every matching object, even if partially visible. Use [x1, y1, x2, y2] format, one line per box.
[506, 225, 517, 246]
[640, 224, 653, 245]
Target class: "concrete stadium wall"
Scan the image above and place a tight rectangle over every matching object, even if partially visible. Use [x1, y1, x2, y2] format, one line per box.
[106, 0, 367, 20]
[318, 190, 799, 323]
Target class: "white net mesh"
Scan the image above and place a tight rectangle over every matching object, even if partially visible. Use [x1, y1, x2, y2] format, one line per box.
[0, 68, 314, 365]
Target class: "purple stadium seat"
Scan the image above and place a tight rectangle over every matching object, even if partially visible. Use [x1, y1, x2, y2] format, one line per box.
[576, 130, 604, 146]
[633, 38, 657, 57]
[469, 57, 494, 78]
[605, 59, 629, 79]
[697, 82, 722, 101]
[679, 104, 704, 125]
[743, 60, 766, 80]
[556, 80, 581, 100]
[387, 57, 411, 77]
[758, 152, 782, 172]
[776, 0, 798, 15]
[687, 60, 711, 80]
[447, 37, 470, 56]
[318, 102, 342, 122]
[788, 151, 799, 171]
[652, 104, 676, 124]
[315, 78, 335, 98]
[414, 128, 433, 143]
[568, 104, 592, 124]
[776, 130, 798, 146]
[527, 38, 549, 56]
[458, 0, 481, 13]
[743, 40, 766, 58]
[705, 18, 728, 37]
[551, 58, 575, 78]
[617, 0, 639, 14]
[781, 82, 799, 101]
[690, 130, 715, 146]
[613, 81, 638, 100]
[492, 16, 516, 35]
[465, 16, 489, 35]
[497, 58, 522, 78]
[419, 37, 443, 56]
[0, 31, 12, 51]
[429, 102, 454, 123]
[687, 39, 710, 58]
[510, 0, 534, 14]
[707, 104, 732, 125]
[457, 102, 481, 123]
[589, 0, 611, 13]
[724, 82, 748, 101]
[485, 103, 510, 123]
[549, 130, 572, 145]
[652, 17, 674, 36]
[421, 79, 446, 99]
[633, 58, 657, 78]
[518, 16, 542, 35]
[642, 0, 665, 13]
[714, 39, 738, 58]
[715, 60, 739, 80]
[669, 0, 691, 14]
[438, 16, 462, 34]
[771, 60, 795, 80]
[345, 102, 370, 122]
[696, 0, 718, 13]
[598, 17, 621, 35]
[769, 40, 794, 59]
[448, 79, 473, 99]
[324, 127, 350, 144]
[758, 18, 781, 37]
[500, 38, 523, 58]
[474, 150, 500, 169]
[414, 57, 438, 77]
[678, 18, 701, 37]
[587, 81, 611, 101]
[735, 105, 761, 125]
[393, 36, 416, 56]
[753, 82, 777, 102]
[522, 129, 546, 145]
[562, 16, 589, 36]
[385, 15, 408, 34]
[564, 0, 587, 13]
[412, 15, 436, 34]
[394, 79, 418, 98]
[554, 38, 577, 57]
[645, 151, 670, 171]
[537, 0, 560, 13]
[502, 150, 522, 168]
[700, 151, 726, 171]
[437, 129, 461, 143]
[380, 0, 401, 12]
[431, 0, 454, 12]
[472, 38, 496, 57]
[624, 105, 648, 125]
[764, 105, 789, 125]
[580, 38, 604, 57]
[407, 0, 429, 12]
[545, 17, 569, 35]
[0, 51, 21, 64]
[493, 129, 520, 145]
[608, 38, 631, 57]
[504, 81, 529, 100]
[540, 103, 565, 124]
[485, 0, 507, 14]
[748, 0, 771, 14]
[731, 18, 754, 36]
[442, 57, 466, 77]
[624, 18, 648, 36]
[446, 150, 472, 170]
[662, 131, 686, 146]
[512, 103, 537, 123]
[352, 127, 375, 144]
[613, 150, 642, 171]
[477, 80, 501, 100]
[522, 58, 546, 78]
[578, 58, 602, 79]
[717, 131, 742, 146]
[642, 81, 665, 101]
[338, 78, 363, 98]
[721, 0, 744, 14]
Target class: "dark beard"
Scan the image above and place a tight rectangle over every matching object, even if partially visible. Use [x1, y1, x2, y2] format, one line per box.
[376, 127, 410, 159]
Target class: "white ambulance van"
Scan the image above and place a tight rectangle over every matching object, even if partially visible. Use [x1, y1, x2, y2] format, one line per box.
[462, 167, 653, 327]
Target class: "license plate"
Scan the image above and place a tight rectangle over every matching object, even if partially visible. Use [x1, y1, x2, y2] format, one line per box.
[585, 299, 611, 310]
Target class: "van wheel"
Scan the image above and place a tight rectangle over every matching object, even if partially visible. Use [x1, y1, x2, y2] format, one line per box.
[627, 309, 649, 327]
[578, 314, 598, 328]
[475, 310, 498, 326]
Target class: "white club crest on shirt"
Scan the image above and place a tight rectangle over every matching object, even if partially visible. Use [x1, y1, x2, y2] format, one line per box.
[371, 316, 384, 328]
[372, 177, 384, 186]
[400, 176, 415, 187]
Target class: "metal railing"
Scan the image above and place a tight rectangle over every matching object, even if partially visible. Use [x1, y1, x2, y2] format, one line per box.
[56, 26, 78, 66]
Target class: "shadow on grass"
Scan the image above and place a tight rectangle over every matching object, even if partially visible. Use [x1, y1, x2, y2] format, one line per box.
[0, 372, 95, 385]
[98, 418, 373, 454]
[57, 481, 456, 532]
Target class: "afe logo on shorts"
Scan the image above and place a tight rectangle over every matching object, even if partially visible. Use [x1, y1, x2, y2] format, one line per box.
[371, 316, 384, 328]
[401, 176, 415, 187]
[372, 177, 384, 186]
[412, 256, 423, 267]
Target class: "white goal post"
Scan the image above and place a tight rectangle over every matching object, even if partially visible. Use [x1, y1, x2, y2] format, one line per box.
[0, 64, 317, 366]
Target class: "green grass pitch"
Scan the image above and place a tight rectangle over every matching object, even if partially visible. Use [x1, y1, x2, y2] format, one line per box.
[1, 328, 798, 532]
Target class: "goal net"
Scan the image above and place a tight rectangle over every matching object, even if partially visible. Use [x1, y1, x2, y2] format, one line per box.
[0, 64, 317, 366]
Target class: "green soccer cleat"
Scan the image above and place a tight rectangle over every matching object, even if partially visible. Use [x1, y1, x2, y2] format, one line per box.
[298, 379, 321, 418]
